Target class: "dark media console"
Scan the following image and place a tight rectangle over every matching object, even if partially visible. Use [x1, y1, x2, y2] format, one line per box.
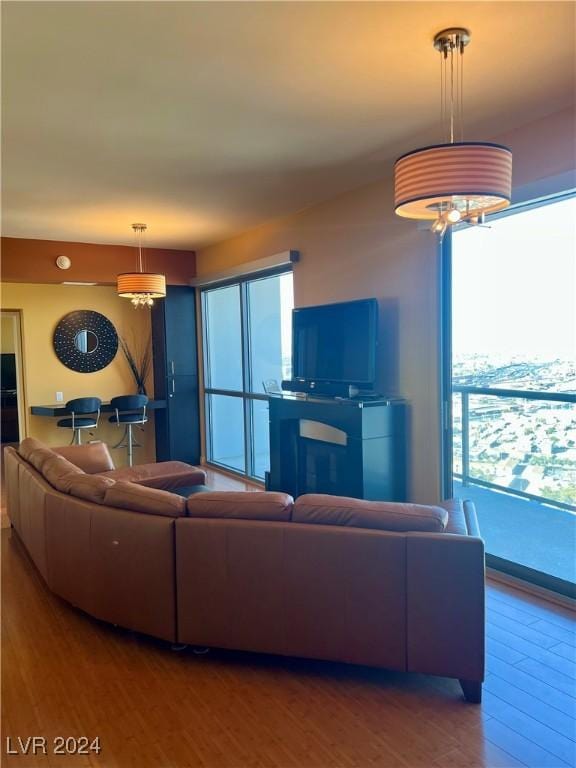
[281, 378, 360, 398]
[266, 394, 407, 502]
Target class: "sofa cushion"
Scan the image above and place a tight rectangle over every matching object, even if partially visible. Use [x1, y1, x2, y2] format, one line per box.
[187, 491, 294, 522]
[104, 481, 186, 518]
[293, 494, 448, 533]
[27, 447, 59, 473]
[100, 461, 206, 490]
[54, 441, 115, 473]
[41, 455, 85, 493]
[18, 437, 48, 462]
[67, 474, 116, 504]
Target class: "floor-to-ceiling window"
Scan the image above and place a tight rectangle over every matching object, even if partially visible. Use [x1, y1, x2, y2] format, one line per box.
[202, 270, 294, 480]
[447, 193, 576, 595]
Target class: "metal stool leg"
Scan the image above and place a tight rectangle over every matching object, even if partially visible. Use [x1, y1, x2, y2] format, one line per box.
[111, 423, 143, 466]
[112, 424, 130, 450]
[127, 423, 134, 467]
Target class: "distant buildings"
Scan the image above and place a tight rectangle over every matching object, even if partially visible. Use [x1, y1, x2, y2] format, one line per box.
[453, 354, 575, 508]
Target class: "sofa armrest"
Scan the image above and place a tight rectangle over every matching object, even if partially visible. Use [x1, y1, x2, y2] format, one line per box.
[406, 520, 485, 684]
[100, 461, 206, 490]
[463, 499, 481, 538]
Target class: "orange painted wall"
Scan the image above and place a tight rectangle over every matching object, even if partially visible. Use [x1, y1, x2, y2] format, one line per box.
[197, 108, 576, 504]
[1, 237, 196, 285]
[1, 282, 156, 466]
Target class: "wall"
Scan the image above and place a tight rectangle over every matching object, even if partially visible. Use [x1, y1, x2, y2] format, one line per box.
[493, 107, 575, 196]
[197, 107, 576, 504]
[1, 315, 15, 352]
[1, 237, 196, 285]
[198, 179, 441, 503]
[1, 282, 156, 465]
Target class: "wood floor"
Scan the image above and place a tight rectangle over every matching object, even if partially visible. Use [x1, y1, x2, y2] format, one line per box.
[1, 525, 574, 768]
[1, 459, 575, 767]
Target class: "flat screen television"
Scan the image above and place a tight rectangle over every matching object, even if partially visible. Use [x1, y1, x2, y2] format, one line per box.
[292, 298, 378, 387]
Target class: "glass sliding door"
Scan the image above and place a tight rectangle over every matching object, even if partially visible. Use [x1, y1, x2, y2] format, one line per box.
[203, 285, 243, 391]
[448, 193, 576, 595]
[202, 270, 294, 480]
[206, 393, 245, 472]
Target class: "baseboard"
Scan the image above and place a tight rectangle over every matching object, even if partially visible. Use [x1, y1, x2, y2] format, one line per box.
[487, 568, 576, 611]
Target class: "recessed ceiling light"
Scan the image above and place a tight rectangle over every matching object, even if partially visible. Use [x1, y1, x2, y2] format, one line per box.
[61, 281, 98, 286]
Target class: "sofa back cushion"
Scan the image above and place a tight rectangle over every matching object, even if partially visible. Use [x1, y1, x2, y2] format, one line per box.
[293, 494, 448, 533]
[67, 474, 116, 504]
[104, 481, 186, 518]
[18, 437, 48, 462]
[186, 491, 293, 522]
[54, 441, 115, 473]
[28, 447, 59, 473]
[41, 455, 85, 493]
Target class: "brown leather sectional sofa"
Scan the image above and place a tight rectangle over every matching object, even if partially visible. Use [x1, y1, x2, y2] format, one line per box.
[4, 438, 485, 703]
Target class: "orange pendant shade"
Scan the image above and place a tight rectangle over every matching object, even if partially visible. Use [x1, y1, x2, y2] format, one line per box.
[117, 272, 166, 299]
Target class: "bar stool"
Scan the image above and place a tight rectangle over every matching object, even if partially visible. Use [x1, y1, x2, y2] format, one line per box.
[109, 394, 148, 467]
[57, 397, 102, 445]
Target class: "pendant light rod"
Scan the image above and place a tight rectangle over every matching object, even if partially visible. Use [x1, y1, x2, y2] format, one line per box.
[433, 28, 470, 146]
[132, 223, 147, 273]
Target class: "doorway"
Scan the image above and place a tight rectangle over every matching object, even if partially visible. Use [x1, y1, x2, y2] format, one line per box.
[1, 310, 25, 445]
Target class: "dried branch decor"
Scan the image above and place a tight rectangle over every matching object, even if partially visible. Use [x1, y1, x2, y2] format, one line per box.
[120, 334, 152, 396]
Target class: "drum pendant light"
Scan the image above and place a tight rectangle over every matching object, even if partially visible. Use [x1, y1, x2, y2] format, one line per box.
[394, 28, 512, 236]
[117, 223, 166, 308]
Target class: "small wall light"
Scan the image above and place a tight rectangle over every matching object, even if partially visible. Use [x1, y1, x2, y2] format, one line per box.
[56, 255, 72, 270]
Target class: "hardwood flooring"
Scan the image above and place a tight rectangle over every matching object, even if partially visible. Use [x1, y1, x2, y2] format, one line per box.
[1, 462, 575, 767]
[201, 464, 264, 493]
[2, 528, 575, 768]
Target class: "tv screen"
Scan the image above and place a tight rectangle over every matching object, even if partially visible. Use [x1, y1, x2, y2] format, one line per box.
[292, 298, 378, 386]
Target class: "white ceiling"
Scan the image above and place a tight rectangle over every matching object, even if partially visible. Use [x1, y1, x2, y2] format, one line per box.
[2, 1, 574, 249]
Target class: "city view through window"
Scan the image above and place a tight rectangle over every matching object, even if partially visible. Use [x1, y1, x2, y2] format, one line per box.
[451, 195, 575, 587]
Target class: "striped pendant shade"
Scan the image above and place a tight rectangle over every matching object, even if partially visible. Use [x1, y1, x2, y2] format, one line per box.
[117, 272, 166, 299]
[394, 142, 512, 220]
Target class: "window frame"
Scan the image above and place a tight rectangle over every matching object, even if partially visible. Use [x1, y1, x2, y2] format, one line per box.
[201, 265, 293, 481]
[440, 189, 576, 597]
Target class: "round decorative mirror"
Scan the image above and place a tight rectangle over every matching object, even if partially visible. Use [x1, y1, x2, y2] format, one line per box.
[53, 310, 118, 372]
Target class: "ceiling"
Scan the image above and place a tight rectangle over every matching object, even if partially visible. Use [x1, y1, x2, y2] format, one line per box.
[2, 1, 574, 250]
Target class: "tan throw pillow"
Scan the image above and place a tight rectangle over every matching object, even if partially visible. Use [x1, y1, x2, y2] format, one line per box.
[293, 494, 448, 533]
[67, 474, 116, 504]
[54, 441, 115, 474]
[104, 481, 186, 518]
[18, 437, 47, 462]
[41, 454, 85, 493]
[187, 491, 294, 522]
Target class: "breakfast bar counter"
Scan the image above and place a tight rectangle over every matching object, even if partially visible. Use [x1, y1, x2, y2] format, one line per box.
[30, 400, 167, 416]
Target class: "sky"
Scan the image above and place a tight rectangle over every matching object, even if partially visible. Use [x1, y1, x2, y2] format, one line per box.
[452, 196, 576, 361]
